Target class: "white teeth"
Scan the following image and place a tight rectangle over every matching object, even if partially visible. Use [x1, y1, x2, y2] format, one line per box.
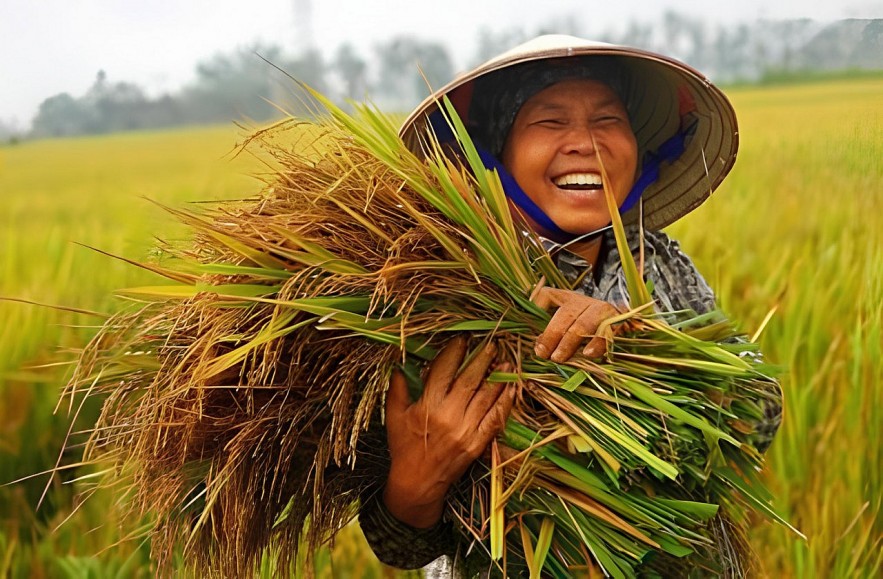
[554, 173, 602, 186]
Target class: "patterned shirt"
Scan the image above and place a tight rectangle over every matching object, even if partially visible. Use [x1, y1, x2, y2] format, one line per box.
[359, 227, 783, 578]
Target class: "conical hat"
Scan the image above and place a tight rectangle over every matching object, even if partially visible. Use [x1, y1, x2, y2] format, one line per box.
[399, 35, 738, 231]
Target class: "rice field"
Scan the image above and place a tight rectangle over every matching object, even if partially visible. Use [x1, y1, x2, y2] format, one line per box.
[1, 76, 881, 577]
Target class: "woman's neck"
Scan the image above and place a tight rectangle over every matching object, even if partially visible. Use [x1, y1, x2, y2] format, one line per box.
[515, 204, 605, 268]
[563, 237, 603, 267]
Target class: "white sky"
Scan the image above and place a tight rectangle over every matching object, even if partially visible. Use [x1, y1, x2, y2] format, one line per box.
[2, 0, 881, 129]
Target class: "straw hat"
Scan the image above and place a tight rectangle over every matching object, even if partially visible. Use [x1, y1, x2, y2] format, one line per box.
[399, 35, 739, 232]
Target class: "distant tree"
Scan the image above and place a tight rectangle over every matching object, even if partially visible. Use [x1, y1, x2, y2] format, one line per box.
[374, 39, 413, 109]
[31, 93, 91, 138]
[82, 71, 151, 133]
[661, 11, 691, 61]
[334, 43, 369, 104]
[375, 36, 453, 110]
[415, 42, 454, 93]
[851, 19, 883, 68]
[771, 19, 818, 72]
[275, 47, 330, 116]
[285, 47, 328, 92]
[139, 94, 185, 128]
[29, 45, 310, 137]
[659, 11, 710, 71]
[472, 27, 528, 66]
[0, 118, 23, 143]
[711, 23, 756, 81]
[26, 15, 883, 139]
[612, 20, 654, 50]
[181, 43, 286, 123]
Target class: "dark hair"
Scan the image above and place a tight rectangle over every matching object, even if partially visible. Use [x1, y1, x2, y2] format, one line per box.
[467, 56, 631, 156]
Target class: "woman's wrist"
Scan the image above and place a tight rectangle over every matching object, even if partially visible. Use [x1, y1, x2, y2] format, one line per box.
[382, 466, 449, 528]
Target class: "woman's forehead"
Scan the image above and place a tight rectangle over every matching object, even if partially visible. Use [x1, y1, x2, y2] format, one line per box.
[466, 59, 630, 154]
[519, 79, 626, 111]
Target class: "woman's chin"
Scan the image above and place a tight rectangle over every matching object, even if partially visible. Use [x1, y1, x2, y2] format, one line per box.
[514, 209, 611, 241]
[559, 221, 612, 238]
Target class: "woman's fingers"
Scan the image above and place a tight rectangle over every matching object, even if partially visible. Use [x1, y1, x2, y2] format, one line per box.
[477, 383, 516, 439]
[461, 381, 515, 457]
[532, 286, 572, 310]
[533, 287, 618, 362]
[386, 369, 412, 420]
[550, 301, 617, 361]
[583, 315, 630, 358]
[382, 338, 514, 529]
[462, 378, 505, 426]
[535, 300, 591, 359]
[422, 335, 468, 408]
[465, 360, 516, 450]
[414, 338, 503, 421]
[449, 341, 497, 401]
[582, 335, 609, 359]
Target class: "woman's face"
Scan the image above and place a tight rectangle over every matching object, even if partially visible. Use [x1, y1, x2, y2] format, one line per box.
[500, 79, 638, 237]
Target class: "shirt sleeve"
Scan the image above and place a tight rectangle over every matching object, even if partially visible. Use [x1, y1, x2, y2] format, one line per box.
[358, 491, 457, 570]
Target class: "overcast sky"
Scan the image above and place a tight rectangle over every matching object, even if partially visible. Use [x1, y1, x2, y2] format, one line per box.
[2, 0, 881, 128]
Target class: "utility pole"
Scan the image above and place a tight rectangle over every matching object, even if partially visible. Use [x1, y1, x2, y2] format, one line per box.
[292, 0, 316, 55]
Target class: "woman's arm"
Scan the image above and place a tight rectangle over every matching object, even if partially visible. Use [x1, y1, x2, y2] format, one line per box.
[637, 230, 784, 453]
[359, 491, 456, 569]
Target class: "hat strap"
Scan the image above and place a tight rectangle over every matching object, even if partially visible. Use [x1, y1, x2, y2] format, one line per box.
[620, 118, 698, 213]
[476, 148, 573, 240]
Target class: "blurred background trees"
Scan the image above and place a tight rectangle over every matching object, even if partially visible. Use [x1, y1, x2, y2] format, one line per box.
[24, 13, 883, 140]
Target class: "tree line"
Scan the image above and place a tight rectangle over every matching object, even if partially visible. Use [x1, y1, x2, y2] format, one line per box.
[15, 14, 883, 140]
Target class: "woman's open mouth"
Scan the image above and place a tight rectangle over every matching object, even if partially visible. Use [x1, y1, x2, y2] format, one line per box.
[553, 172, 603, 191]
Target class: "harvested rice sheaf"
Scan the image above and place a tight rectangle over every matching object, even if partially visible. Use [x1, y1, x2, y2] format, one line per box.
[67, 95, 791, 578]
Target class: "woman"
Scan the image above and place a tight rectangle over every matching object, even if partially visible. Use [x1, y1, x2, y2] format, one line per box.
[360, 35, 782, 578]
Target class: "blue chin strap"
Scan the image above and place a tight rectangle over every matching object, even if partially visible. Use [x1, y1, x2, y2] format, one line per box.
[427, 108, 692, 244]
[475, 148, 570, 239]
[477, 132, 687, 244]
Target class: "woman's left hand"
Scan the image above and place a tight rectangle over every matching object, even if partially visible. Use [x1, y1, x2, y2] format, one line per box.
[382, 338, 515, 528]
[532, 287, 619, 362]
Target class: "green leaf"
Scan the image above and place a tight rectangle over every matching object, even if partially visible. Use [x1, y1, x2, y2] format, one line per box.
[119, 283, 279, 299]
[440, 320, 529, 332]
[531, 517, 555, 578]
[624, 379, 740, 446]
[198, 263, 293, 279]
[653, 498, 719, 521]
[596, 137, 652, 310]
[715, 466, 804, 536]
[560, 370, 588, 392]
[652, 535, 694, 558]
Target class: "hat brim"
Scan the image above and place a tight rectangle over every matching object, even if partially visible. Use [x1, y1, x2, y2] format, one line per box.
[398, 35, 738, 231]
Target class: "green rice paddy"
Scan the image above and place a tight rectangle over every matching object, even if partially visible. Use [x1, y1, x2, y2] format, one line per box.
[1, 77, 881, 577]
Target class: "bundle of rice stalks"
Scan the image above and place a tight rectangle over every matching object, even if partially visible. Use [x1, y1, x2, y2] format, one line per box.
[66, 92, 790, 578]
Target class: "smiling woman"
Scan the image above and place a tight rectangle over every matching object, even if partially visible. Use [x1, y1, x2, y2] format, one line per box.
[363, 34, 781, 578]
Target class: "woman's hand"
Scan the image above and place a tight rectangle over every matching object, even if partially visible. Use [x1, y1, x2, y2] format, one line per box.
[533, 287, 619, 362]
[383, 336, 515, 529]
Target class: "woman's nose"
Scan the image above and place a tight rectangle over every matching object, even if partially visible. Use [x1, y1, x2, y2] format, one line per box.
[559, 124, 596, 155]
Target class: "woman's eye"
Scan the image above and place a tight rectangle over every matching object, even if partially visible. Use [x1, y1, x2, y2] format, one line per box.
[535, 118, 565, 126]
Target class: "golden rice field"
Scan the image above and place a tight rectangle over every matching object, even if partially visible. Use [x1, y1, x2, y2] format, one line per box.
[1, 77, 881, 577]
